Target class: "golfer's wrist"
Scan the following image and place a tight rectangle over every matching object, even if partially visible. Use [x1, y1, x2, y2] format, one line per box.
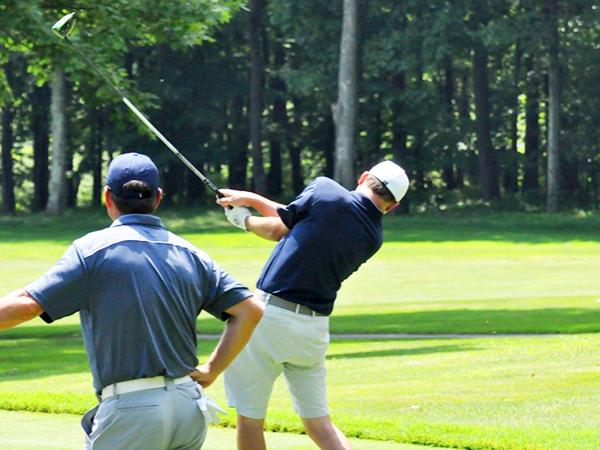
[244, 215, 256, 232]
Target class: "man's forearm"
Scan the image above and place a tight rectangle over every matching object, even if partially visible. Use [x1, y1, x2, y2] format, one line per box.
[0, 289, 44, 330]
[244, 193, 285, 217]
[246, 216, 289, 241]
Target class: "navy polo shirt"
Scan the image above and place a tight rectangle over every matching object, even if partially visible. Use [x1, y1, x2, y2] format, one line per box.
[257, 177, 383, 315]
[26, 214, 251, 392]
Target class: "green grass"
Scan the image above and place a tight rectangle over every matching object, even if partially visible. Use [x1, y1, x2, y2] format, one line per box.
[0, 410, 426, 450]
[2, 209, 600, 336]
[2, 209, 600, 449]
[0, 333, 598, 449]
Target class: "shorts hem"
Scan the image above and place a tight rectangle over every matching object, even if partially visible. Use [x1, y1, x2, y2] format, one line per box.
[296, 408, 330, 419]
[232, 406, 268, 420]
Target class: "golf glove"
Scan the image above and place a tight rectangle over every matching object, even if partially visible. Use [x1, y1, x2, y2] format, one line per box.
[195, 384, 226, 425]
[225, 206, 251, 231]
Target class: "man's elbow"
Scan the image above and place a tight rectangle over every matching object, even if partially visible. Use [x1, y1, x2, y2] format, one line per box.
[228, 296, 264, 326]
[245, 298, 264, 325]
[24, 299, 44, 321]
[269, 224, 289, 241]
[0, 291, 44, 330]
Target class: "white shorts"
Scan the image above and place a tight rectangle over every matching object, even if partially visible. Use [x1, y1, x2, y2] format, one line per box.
[224, 293, 330, 419]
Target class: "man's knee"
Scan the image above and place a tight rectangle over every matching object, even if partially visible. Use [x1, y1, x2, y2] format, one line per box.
[302, 416, 352, 450]
[237, 415, 267, 450]
[238, 415, 265, 432]
[302, 416, 335, 438]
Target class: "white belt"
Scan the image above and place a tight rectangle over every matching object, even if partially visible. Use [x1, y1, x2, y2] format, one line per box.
[101, 375, 191, 399]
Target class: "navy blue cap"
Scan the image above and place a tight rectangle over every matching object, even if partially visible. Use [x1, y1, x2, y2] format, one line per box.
[106, 153, 160, 199]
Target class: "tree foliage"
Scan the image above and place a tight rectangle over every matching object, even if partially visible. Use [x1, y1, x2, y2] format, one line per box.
[1, 0, 600, 213]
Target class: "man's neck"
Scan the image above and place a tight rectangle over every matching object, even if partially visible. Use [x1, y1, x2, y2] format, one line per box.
[355, 185, 386, 213]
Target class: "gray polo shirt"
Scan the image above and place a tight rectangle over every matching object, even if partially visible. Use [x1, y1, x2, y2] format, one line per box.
[26, 214, 251, 393]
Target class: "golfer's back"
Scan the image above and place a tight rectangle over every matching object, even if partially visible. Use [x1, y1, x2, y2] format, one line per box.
[28, 213, 240, 393]
[257, 177, 383, 316]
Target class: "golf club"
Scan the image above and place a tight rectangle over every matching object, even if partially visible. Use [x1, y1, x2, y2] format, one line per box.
[51, 12, 224, 197]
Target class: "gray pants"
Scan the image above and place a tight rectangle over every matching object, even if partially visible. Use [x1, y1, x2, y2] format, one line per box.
[82, 380, 207, 450]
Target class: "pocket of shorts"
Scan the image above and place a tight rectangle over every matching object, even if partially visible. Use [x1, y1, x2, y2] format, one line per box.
[81, 405, 99, 438]
[176, 383, 201, 401]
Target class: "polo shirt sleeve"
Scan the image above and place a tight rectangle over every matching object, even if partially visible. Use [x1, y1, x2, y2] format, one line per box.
[201, 260, 252, 321]
[277, 179, 318, 229]
[25, 244, 88, 324]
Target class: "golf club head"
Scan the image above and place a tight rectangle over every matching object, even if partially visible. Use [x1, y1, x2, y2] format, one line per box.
[52, 13, 77, 39]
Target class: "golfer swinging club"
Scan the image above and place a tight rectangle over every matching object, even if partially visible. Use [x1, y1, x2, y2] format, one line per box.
[0, 153, 263, 449]
[217, 160, 409, 450]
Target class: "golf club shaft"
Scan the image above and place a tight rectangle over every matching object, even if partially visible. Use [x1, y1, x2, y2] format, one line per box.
[64, 37, 221, 195]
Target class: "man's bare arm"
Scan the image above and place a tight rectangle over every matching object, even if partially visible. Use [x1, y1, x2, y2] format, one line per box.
[189, 296, 263, 388]
[246, 216, 290, 241]
[0, 289, 44, 330]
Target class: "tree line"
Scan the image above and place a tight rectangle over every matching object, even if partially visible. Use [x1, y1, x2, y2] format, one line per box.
[1, 0, 599, 215]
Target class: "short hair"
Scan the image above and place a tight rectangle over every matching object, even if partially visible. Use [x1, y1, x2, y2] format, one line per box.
[365, 174, 396, 203]
[110, 180, 157, 214]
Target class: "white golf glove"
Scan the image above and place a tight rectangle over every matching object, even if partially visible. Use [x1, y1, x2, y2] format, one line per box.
[225, 206, 251, 231]
[194, 384, 227, 425]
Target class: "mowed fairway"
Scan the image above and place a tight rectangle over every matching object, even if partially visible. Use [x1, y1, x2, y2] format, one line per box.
[1, 210, 599, 449]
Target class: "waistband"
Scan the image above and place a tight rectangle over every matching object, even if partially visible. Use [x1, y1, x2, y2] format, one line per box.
[101, 375, 192, 399]
[258, 291, 326, 317]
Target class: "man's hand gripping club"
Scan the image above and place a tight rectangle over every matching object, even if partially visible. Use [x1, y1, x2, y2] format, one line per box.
[217, 189, 290, 241]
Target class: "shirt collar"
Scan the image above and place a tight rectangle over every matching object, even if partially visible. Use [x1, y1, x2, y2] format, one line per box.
[110, 214, 165, 229]
[352, 191, 384, 219]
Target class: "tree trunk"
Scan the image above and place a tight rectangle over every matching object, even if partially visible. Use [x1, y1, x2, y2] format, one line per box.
[505, 42, 521, 194]
[289, 98, 304, 194]
[442, 55, 457, 190]
[1, 58, 17, 215]
[66, 145, 78, 209]
[391, 71, 408, 161]
[472, 42, 500, 200]
[65, 100, 77, 209]
[522, 54, 540, 192]
[267, 37, 286, 197]
[412, 39, 425, 190]
[91, 108, 104, 207]
[248, 0, 266, 193]
[457, 70, 470, 186]
[47, 68, 68, 215]
[31, 84, 51, 212]
[391, 71, 410, 215]
[323, 107, 335, 179]
[366, 94, 383, 167]
[227, 96, 248, 189]
[1, 104, 16, 215]
[546, 0, 561, 212]
[333, 0, 360, 188]
[391, 3, 408, 169]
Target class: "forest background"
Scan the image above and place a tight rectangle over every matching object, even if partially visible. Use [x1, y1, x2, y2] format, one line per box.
[0, 0, 598, 214]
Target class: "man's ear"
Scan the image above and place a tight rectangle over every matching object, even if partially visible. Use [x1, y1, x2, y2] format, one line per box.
[384, 202, 399, 213]
[357, 171, 369, 185]
[154, 188, 163, 208]
[104, 187, 112, 207]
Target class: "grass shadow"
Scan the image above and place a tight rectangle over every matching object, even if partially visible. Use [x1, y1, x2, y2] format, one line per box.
[0, 335, 89, 381]
[4, 306, 599, 341]
[382, 214, 600, 243]
[330, 307, 600, 334]
[326, 343, 476, 360]
[0, 318, 226, 340]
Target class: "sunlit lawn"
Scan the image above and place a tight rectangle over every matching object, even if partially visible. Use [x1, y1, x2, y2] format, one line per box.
[0, 410, 417, 450]
[2, 209, 600, 336]
[1, 209, 600, 449]
[0, 334, 598, 449]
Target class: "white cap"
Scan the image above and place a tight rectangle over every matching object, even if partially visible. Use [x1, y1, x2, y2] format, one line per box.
[369, 161, 409, 203]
